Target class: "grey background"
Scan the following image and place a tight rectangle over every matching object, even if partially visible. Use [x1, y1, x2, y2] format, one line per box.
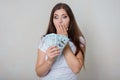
[0, 0, 120, 80]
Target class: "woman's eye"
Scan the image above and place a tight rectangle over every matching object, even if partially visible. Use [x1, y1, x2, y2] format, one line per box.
[54, 16, 58, 19]
[63, 16, 67, 19]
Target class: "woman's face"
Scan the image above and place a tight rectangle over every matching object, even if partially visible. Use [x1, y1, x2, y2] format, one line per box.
[53, 8, 70, 30]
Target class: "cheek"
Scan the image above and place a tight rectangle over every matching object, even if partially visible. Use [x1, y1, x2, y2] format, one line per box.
[53, 20, 58, 28]
[63, 19, 70, 28]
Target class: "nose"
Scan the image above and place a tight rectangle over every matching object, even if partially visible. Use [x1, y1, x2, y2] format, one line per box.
[58, 18, 62, 23]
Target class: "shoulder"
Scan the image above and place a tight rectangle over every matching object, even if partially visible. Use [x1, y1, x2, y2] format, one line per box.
[79, 36, 86, 47]
[38, 36, 45, 50]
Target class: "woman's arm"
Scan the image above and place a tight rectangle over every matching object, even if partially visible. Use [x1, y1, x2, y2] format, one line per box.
[56, 24, 85, 74]
[35, 46, 60, 77]
[63, 44, 84, 74]
[35, 49, 53, 77]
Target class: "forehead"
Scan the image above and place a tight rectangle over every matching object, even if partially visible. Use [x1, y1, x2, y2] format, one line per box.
[54, 8, 68, 15]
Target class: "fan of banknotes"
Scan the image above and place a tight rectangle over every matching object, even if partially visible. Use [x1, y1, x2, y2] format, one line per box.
[40, 33, 69, 54]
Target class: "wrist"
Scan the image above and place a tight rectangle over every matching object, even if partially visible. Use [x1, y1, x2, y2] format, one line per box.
[46, 59, 53, 65]
[45, 54, 54, 65]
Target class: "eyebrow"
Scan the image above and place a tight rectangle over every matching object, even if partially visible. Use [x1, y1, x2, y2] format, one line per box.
[54, 14, 67, 16]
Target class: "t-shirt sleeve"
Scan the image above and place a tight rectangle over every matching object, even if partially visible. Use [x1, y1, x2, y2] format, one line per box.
[38, 37, 46, 52]
[79, 36, 86, 47]
[38, 38, 42, 49]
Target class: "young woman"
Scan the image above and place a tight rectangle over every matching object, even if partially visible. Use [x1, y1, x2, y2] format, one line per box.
[36, 3, 86, 80]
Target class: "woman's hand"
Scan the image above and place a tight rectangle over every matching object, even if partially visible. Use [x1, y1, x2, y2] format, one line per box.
[56, 24, 68, 36]
[45, 46, 60, 64]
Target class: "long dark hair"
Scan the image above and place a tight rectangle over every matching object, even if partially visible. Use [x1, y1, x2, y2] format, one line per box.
[45, 3, 85, 63]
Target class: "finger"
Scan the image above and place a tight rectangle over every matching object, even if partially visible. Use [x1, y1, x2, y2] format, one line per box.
[64, 25, 68, 31]
[61, 24, 68, 36]
[46, 46, 59, 53]
[49, 52, 60, 58]
[59, 25, 64, 32]
[49, 47, 60, 53]
[46, 46, 55, 54]
[61, 24, 68, 34]
[56, 25, 59, 31]
[56, 25, 61, 34]
[52, 53, 59, 58]
[47, 51, 60, 59]
[61, 25, 66, 32]
[49, 51, 60, 57]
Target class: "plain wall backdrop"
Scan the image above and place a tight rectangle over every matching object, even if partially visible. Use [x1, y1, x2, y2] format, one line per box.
[0, 0, 120, 80]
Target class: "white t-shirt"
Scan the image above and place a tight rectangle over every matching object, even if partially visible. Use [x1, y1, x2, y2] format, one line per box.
[38, 36, 85, 80]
